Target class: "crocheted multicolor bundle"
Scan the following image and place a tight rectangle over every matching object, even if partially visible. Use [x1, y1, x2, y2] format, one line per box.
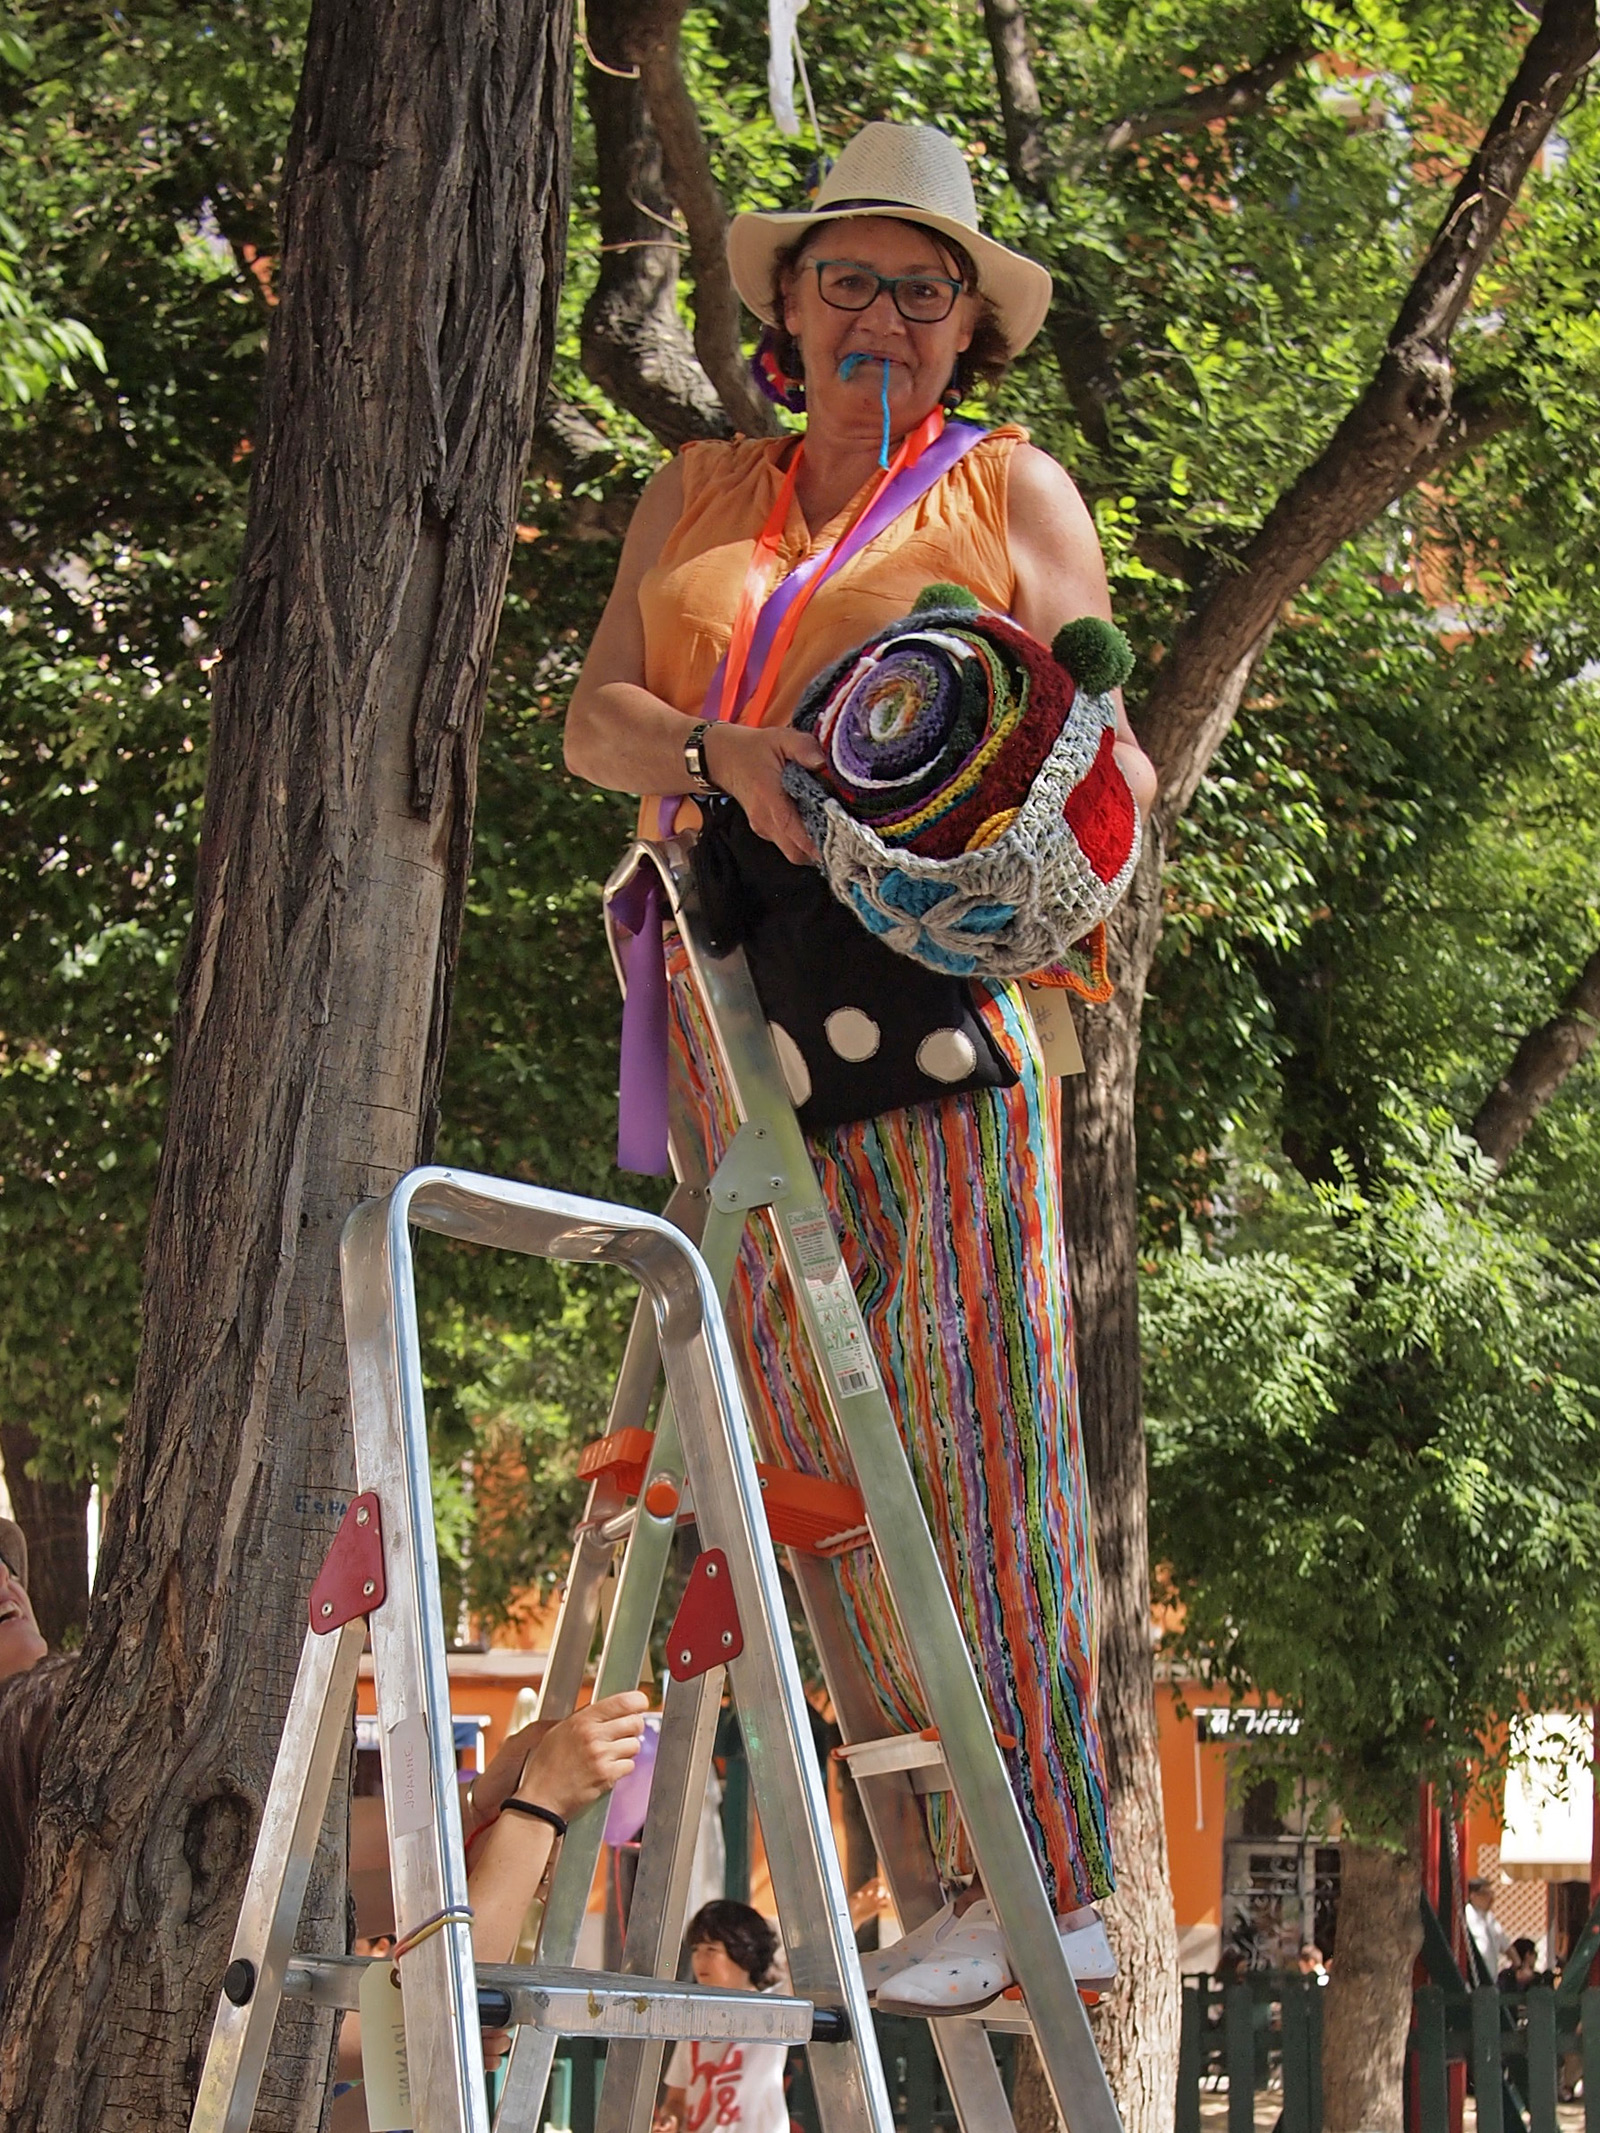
[782, 584, 1140, 981]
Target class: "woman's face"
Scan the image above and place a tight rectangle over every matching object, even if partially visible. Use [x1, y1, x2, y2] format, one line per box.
[781, 216, 980, 443]
[0, 1560, 46, 1682]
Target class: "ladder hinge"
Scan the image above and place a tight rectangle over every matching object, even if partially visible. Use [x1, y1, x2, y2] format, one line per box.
[307, 1492, 385, 1633]
[666, 1549, 744, 1680]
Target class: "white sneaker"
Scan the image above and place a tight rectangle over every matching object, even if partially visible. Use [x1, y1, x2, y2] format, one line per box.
[1058, 1909, 1117, 1989]
[873, 1901, 1009, 2015]
[873, 1902, 1118, 2017]
[857, 1899, 957, 1996]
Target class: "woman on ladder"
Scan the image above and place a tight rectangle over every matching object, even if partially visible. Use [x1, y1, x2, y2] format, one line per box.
[565, 120, 1157, 2015]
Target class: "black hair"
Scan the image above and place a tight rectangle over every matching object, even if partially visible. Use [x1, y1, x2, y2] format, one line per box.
[766, 221, 1011, 401]
[685, 1898, 781, 1989]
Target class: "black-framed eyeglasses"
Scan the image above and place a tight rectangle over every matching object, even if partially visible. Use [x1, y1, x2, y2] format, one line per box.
[810, 258, 965, 324]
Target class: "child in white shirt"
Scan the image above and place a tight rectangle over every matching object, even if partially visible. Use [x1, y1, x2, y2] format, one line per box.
[655, 1901, 790, 2133]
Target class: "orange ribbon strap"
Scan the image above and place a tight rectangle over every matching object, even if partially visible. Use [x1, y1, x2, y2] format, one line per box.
[716, 406, 946, 730]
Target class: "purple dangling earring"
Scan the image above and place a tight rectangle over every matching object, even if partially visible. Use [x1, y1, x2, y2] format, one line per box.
[753, 325, 807, 414]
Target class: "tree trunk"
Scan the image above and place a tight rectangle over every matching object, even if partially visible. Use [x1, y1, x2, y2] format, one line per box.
[0, 1423, 89, 1649]
[1321, 1837, 1424, 2133]
[1062, 835, 1181, 2133]
[1471, 941, 1600, 1171]
[1013, 2036, 1065, 2131]
[0, 3, 571, 2125]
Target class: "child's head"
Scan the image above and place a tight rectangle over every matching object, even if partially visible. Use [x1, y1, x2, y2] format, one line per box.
[684, 1900, 780, 1990]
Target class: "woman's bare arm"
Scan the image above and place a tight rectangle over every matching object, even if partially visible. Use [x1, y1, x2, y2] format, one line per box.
[466, 1691, 649, 1965]
[1006, 444, 1158, 821]
[563, 458, 823, 864]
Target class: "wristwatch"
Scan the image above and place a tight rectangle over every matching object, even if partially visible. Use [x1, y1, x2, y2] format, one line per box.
[683, 720, 722, 796]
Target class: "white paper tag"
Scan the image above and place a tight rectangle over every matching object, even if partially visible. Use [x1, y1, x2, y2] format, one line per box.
[787, 1214, 880, 1398]
[359, 1960, 413, 2129]
[386, 1714, 432, 1838]
[1024, 984, 1085, 1078]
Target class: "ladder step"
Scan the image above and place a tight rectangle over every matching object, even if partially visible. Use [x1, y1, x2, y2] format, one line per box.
[575, 1435, 868, 1558]
[576, 1425, 655, 1495]
[756, 1465, 869, 1556]
[281, 1954, 840, 2043]
[833, 1729, 950, 1791]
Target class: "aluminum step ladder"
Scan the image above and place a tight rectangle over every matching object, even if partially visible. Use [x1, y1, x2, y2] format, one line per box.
[189, 1168, 888, 2133]
[491, 837, 1126, 2133]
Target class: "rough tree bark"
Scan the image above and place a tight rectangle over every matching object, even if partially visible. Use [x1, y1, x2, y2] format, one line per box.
[1060, 838, 1179, 2126]
[1471, 941, 1600, 1171]
[1320, 1837, 1425, 2133]
[0, 2, 572, 2125]
[0, 1424, 89, 1648]
[982, 4, 1598, 2129]
[581, 0, 731, 449]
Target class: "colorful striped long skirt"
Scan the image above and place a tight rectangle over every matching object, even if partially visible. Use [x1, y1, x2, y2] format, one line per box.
[667, 941, 1114, 1910]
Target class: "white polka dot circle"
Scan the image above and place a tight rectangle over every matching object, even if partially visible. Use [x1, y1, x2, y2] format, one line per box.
[767, 1022, 812, 1107]
[916, 1029, 977, 1084]
[824, 1007, 881, 1062]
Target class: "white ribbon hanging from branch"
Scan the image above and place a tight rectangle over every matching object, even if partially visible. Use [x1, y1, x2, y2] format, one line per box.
[767, 0, 809, 137]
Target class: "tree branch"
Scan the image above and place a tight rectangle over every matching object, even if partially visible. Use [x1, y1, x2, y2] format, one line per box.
[1136, 0, 1598, 833]
[1471, 944, 1600, 1171]
[1101, 45, 1312, 158]
[580, 1, 731, 449]
[621, 1, 780, 439]
[982, 0, 1046, 194]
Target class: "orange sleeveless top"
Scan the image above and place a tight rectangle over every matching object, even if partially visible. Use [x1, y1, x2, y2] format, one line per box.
[639, 425, 1026, 731]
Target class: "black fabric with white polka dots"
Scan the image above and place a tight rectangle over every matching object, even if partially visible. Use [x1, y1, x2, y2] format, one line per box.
[691, 800, 1016, 1131]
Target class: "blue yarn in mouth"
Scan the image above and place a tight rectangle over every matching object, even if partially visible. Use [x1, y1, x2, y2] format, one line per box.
[839, 352, 893, 468]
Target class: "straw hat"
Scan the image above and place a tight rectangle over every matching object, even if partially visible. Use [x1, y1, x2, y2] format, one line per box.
[728, 121, 1053, 357]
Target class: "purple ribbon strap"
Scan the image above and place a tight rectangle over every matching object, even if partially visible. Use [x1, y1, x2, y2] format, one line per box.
[612, 870, 672, 1176]
[611, 420, 988, 1175]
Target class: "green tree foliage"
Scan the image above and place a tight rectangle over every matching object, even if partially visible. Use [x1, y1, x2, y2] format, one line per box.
[1146, 1106, 1600, 1839]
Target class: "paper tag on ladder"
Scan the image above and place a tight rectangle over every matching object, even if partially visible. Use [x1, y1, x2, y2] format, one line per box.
[359, 1960, 413, 2130]
[1024, 983, 1085, 1078]
[786, 1214, 881, 1399]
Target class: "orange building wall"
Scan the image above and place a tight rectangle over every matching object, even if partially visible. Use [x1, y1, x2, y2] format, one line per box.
[1157, 1682, 1228, 1963]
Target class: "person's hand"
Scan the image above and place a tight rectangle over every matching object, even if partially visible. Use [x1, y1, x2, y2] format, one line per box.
[481, 2027, 512, 2072]
[513, 1690, 650, 1823]
[651, 2108, 681, 2132]
[467, 1716, 556, 1836]
[702, 722, 824, 866]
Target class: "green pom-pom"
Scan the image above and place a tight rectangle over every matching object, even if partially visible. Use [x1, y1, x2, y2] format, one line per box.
[1052, 616, 1134, 694]
[913, 581, 982, 616]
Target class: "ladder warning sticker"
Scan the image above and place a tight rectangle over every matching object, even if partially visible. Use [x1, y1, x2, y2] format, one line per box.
[386, 1713, 432, 1837]
[786, 1215, 880, 1399]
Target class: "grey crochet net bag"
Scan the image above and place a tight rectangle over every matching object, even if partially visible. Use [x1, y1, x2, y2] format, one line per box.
[781, 584, 1141, 979]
